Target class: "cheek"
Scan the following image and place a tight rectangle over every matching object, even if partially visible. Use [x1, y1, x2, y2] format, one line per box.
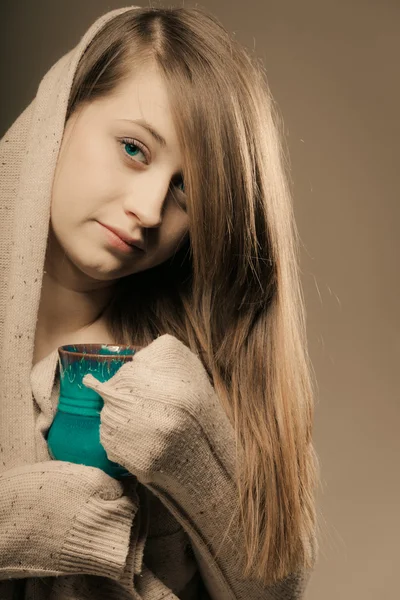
[160, 209, 189, 252]
[51, 140, 114, 223]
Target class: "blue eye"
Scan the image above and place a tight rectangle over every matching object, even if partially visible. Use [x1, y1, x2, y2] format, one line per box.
[120, 138, 148, 163]
[175, 179, 185, 193]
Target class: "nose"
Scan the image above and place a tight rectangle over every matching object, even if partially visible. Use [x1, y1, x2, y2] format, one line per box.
[123, 177, 172, 229]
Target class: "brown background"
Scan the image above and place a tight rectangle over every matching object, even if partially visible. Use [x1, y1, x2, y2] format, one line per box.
[1, 1, 398, 598]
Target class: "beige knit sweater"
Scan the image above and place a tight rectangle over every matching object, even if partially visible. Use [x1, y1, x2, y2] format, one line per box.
[0, 5, 313, 599]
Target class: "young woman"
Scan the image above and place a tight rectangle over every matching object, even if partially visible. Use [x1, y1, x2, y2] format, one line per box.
[0, 5, 320, 599]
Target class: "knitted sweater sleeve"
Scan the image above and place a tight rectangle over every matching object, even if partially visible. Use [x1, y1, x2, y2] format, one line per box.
[0, 460, 145, 595]
[82, 335, 315, 600]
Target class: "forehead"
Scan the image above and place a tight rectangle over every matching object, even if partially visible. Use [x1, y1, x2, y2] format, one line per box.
[96, 66, 180, 152]
[112, 65, 168, 108]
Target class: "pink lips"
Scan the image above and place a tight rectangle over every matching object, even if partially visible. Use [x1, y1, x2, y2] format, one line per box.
[98, 222, 145, 255]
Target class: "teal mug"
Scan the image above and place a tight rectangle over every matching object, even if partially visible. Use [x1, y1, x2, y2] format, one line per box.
[47, 343, 142, 479]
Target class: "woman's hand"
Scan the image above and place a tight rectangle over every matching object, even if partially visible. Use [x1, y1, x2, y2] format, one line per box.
[82, 334, 224, 484]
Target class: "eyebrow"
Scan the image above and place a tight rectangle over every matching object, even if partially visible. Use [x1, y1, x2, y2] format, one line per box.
[116, 118, 167, 148]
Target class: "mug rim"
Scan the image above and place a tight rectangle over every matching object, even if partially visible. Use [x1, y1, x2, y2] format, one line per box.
[58, 343, 143, 359]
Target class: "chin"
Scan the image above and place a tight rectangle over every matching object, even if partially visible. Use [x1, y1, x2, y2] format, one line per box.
[77, 254, 154, 282]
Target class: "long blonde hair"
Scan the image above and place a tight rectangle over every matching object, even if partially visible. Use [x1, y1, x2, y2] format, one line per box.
[65, 6, 320, 585]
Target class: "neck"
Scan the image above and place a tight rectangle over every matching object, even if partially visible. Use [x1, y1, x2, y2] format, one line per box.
[36, 270, 114, 339]
[35, 230, 117, 340]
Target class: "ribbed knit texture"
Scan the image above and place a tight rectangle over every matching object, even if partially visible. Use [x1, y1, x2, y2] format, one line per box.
[0, 4, 313, 599]
[0, 461, 141, 594]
